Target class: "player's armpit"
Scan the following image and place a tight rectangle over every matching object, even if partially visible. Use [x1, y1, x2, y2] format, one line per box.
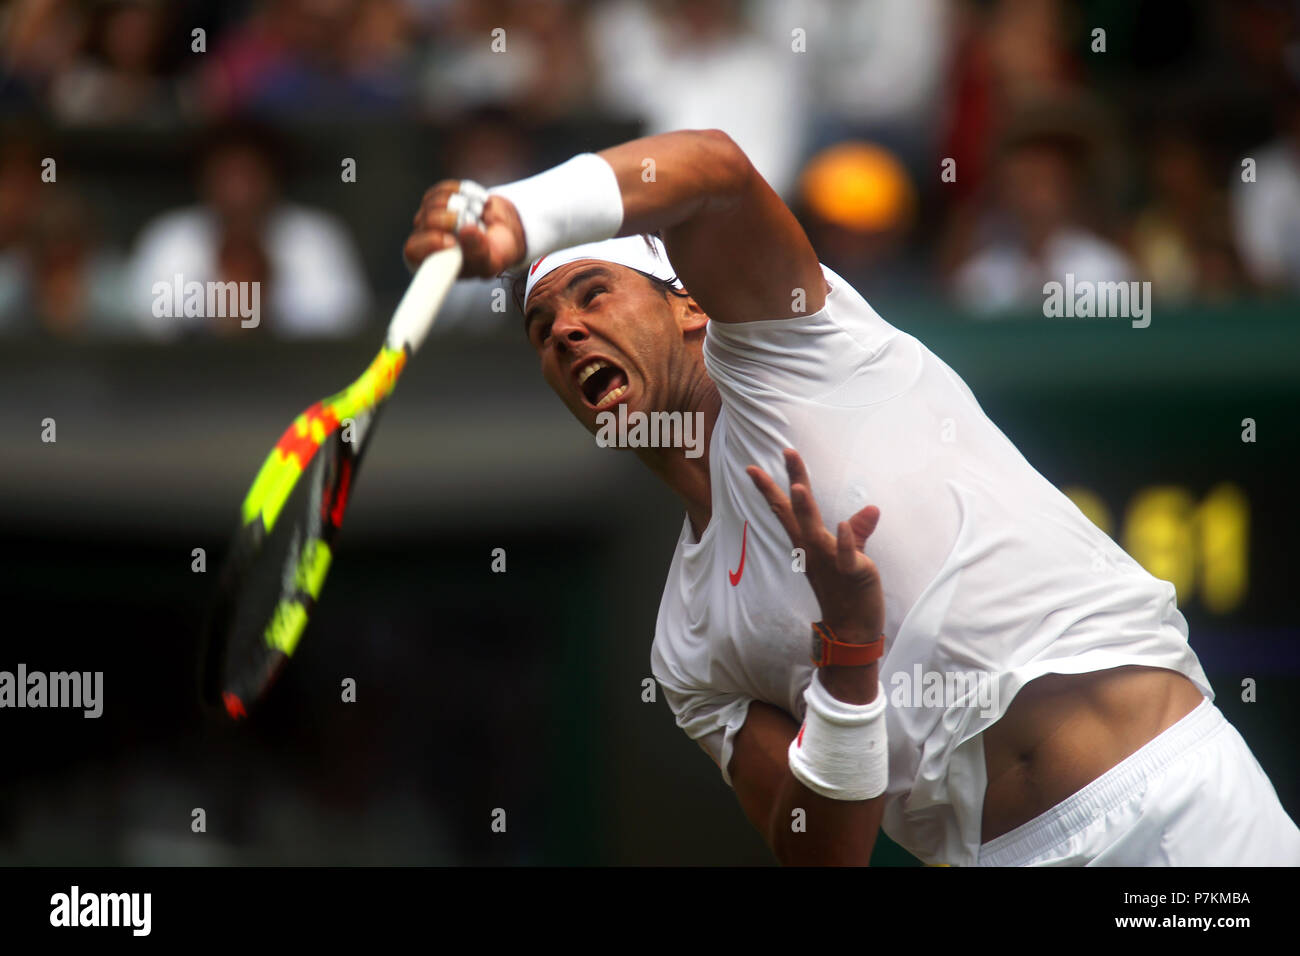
[729, 700, 885, 866]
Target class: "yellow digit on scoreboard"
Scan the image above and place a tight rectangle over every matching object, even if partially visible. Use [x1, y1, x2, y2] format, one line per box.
[1065, 483, 1249, 614]
[1195, 483, 1249, 615]
[1124, 486, 1198, 605]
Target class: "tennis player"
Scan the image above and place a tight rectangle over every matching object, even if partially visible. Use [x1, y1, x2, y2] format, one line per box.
[405, 130, 1300, 866]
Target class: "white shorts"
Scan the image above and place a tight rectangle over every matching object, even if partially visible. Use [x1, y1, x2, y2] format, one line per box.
[975, 697, 1300, 866]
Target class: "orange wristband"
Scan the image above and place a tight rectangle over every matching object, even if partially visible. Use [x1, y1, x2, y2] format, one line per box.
[810, 621, 885, 668]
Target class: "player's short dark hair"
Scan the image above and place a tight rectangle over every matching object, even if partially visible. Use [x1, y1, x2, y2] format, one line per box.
[509, 233, 689, 316]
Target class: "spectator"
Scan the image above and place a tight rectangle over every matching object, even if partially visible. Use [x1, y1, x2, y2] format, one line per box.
[0, 0, 86, 109]
[753, 0, 951, 175]
[938, 0, 1082, 205]
[419, 0, 594, 122]
[429, 109, 537, 334]
[1130, 125, 1247, 303]
[949, 101, 1137, 315]
[1231, 87, 1300, 295]
[49, 0, 177, 125]
[0, 135, 44, 326]
[22, 191, 131, 337]
[0, 143, 132, 339]
[588, 0, 809, 197]
[127, 123, 370, 338]
[198, 0, 414, 117]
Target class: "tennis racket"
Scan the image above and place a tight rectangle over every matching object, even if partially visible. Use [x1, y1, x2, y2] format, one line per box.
[201, 239, 466, 719]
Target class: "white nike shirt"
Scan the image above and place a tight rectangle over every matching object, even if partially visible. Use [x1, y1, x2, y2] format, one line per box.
[649, 264, 1213, 866]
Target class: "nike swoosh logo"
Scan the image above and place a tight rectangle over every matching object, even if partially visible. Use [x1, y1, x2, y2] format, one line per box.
[728, 520, 749, 587]
[529, 255, 549, 275]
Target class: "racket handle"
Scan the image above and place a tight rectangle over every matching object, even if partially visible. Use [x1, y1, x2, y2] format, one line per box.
[385, 244, 463, 355]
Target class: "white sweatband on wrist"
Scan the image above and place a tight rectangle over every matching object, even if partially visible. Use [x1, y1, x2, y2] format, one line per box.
[488, 153, 624, 269]
[788, 676, 888, 801]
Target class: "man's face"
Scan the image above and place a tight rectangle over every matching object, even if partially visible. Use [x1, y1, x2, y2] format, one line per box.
[523, 260, 694, 433]
[202, 145, 275, 224]
[1000, 143, 1074, 234]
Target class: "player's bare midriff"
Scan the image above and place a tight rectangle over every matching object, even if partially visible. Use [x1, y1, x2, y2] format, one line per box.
[978, 665, 1207, 843]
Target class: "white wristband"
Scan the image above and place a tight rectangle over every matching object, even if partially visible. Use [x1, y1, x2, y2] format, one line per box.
[488, 153, 624, 269]
[788, 676, 888, 801]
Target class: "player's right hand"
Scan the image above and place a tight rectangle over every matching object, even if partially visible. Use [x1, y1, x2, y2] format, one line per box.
[404, 180, 526, 279]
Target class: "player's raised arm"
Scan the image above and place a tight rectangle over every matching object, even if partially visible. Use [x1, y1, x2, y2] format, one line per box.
[404, 129, 826, 325]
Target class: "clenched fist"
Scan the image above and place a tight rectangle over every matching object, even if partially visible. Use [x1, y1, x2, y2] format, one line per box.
[404, 180, 527, 279]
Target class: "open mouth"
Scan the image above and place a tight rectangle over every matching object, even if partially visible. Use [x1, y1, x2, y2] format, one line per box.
[575, 358, 629, 410]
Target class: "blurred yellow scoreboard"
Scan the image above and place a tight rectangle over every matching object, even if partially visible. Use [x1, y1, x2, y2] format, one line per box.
[1064, 483, 1248, 615]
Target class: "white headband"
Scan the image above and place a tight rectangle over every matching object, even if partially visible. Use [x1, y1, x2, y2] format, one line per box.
[523, 235, 682, 308]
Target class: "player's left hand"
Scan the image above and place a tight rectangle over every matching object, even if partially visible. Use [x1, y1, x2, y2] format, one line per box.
[746, 449, 884, 645]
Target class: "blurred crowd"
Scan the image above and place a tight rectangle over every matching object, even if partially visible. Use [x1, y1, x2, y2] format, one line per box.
[0, 0, 1298, 338]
